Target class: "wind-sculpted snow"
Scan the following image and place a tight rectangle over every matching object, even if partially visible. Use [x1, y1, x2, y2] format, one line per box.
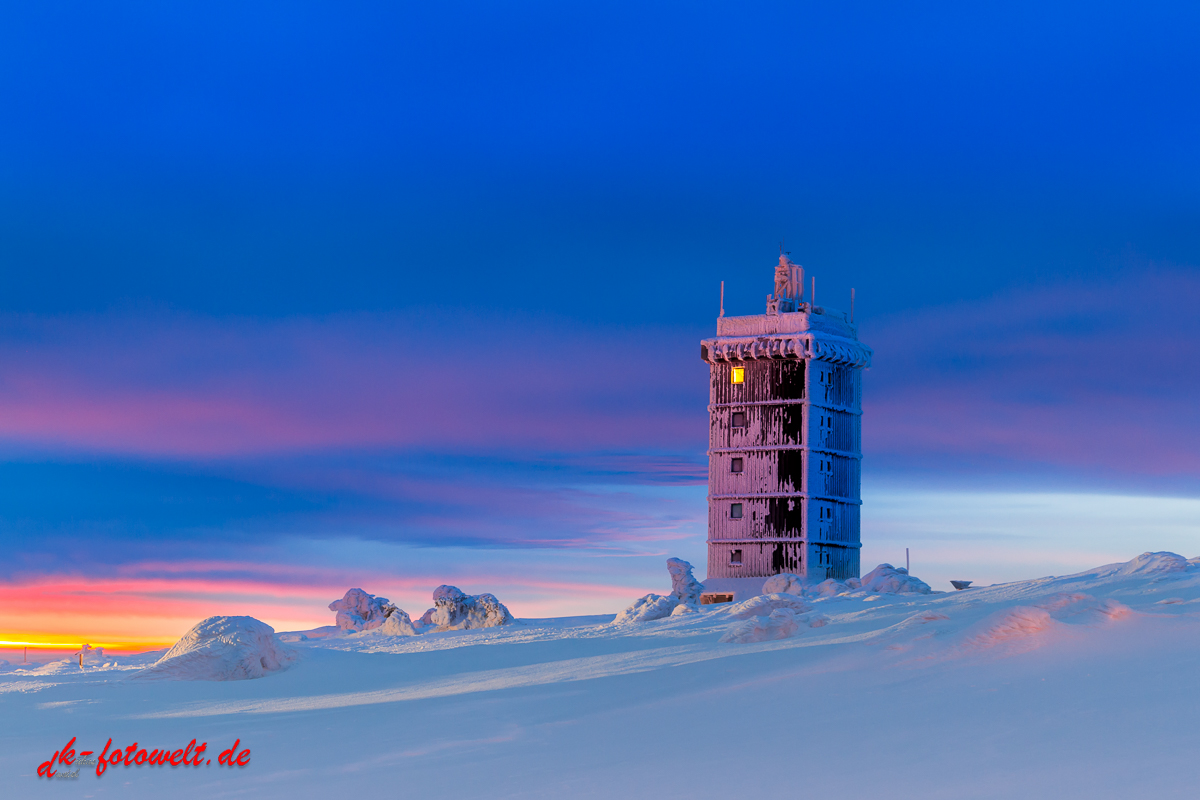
[134, 616, 297, 681]
[614, 594, 678, 623]
[720, 608, 801, 643]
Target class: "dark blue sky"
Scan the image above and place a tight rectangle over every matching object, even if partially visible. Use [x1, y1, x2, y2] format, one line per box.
[1, 2, 1199, 637]
[2, 2, 1197, 321]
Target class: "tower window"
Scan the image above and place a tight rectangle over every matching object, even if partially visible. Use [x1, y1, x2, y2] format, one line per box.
[730, 457, 744, 473]
[730, 367, 745, 384]
[730, 503, 743, 519]
[731, 411, 746, 428]
[730, 549, 743, 566]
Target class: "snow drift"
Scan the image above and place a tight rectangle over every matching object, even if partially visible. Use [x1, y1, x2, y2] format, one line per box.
[135, 616, 297, 681]
[720, 609, 801, 643]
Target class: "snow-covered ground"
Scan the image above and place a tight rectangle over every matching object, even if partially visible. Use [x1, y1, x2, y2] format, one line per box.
[5, 553, 1200, 798]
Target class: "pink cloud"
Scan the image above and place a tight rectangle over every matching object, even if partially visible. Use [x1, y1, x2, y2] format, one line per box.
[863, 267, 1200, 477]
[0, 311, 705, 458]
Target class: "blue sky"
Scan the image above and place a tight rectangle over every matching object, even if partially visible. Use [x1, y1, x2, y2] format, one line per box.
[1, 2, 1198, 644]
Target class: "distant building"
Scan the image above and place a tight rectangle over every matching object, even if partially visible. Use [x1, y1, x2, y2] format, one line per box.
[699, 254, 872, 602]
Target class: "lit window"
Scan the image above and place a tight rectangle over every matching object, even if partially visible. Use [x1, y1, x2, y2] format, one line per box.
[730, 367, 744, 384]
[730, 503, 743, 519]
[730, 457, 744, 473]
[731, 411, 746, 428]
[730, 549, 743, 566]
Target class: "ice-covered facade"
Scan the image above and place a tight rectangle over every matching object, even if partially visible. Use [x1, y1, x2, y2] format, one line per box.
[700, 254, 872, 601]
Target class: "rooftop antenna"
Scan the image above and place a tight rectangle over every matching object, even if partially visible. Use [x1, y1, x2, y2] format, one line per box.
[719, 281, 725, 318]
[851, 288, 855, 323]
[811, 276, 816, 310]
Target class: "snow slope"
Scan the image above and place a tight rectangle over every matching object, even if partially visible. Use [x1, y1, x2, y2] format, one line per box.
[4, 553, 1200, 798]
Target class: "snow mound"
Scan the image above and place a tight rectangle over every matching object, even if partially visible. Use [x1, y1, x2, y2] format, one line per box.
[762, 573, 804, 595]
[728, 593, 811, 619]
[329, 588, 397, 632]
[667, 558, 703, 606]
[720, 609, 801, 643]
[134, 616, 297, 681]
[811, 578, 854, 597]
[614, 594, 678, 623]
[1115, 551, 1189, 577]
[429, 586, 514, 630]
[859, 564, 932, 594]
[669, 601, 698, 616]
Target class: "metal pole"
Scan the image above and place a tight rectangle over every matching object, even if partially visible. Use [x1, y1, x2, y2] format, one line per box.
[906, 548, 910, 573]
[811, 277, 816, 309]
[719, 281, 725, 318]
[851, 288, 855, 323]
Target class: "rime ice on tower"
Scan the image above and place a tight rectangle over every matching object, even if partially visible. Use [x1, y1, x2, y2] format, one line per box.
[699, 254, 872, 602]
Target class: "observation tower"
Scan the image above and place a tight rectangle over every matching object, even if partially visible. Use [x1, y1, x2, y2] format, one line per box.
[699, 254, 872, 602]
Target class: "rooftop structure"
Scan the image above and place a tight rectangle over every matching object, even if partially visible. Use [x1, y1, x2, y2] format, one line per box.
[699, 254, 872, 602]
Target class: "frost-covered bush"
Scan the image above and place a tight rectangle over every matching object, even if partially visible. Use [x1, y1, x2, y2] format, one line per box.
[135, 616, 296, 681]
[667, 558, 704, 606]
[379, 609, 419, 636]
[428, 585, 514, 630]
[329, 588, 398, 632]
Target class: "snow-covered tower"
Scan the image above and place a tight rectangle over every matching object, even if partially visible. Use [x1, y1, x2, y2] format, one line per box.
[699, 254, 872, 602]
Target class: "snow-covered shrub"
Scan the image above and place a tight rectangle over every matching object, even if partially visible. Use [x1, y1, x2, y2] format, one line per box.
[614, 594, 679, 623]
[429, 585, 514, 630]
[135, 616, 297, 681]
[720, 609, 800, 643]
[329, 588, 397, 632]
[728, 593, 811, 619]
[379, 609, 419, 636]
[762, 573, 804, 595]
[859, 564, 932, 594]
[667, 558, 704, 606]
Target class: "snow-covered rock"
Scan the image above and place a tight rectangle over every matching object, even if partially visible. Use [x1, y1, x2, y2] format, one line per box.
[762, 573, 804, 595]
[728, 593, 811, 619]
[859, 564, 932, 594]
[720, 609, 801, 643]
[667, 558, 704, 606]
[329, 588, 397, 632]
[669, 601, 698, 616]
[134, 616, 297, 681]
[614, 594, 679, 623]
[429, 585, 514, 630]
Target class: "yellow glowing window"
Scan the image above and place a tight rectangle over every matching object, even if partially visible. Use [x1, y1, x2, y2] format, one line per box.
[730, 367, 745, 384]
